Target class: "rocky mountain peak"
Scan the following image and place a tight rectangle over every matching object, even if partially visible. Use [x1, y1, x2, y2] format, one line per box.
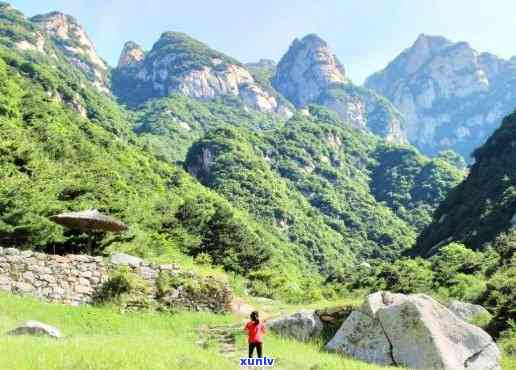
[272, 34, 348, 107]
[31, 11, 109, 93]
[111, 31, 291, 116]
[365, 35, 516, 159]
[117, 41, 145, 68]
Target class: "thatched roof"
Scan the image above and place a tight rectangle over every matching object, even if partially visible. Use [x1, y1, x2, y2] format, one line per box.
[49, 209, 128, 233]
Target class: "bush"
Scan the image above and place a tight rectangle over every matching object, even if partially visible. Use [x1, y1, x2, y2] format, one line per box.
[446, 273, 486, 301]
[499, 320, 516, 356]
[194, 252, 213, 266]
[378, 258, 434, 294]
[96, 267, 149, 306]
[479, 263, 516, 335]
[430, 243, 484, 286]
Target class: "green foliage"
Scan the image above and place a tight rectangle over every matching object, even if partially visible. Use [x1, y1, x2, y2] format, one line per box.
[500, 321, 516, 356]
[96, 266, 149, 305]
[377, 258, 434, 294]
[175, 194, 272, 274]
[430, 243, 484, 285]
[415, 110, 516, 256]
[437, 150, 467, 170]
[184, 107, 461, 264]
[133, 94, 281, 163]
[372, 146, 464, 231]
[493, 230, 516, 265]
[479, 262, 516, 335]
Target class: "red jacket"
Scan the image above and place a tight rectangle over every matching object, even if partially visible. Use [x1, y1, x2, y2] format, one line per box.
[245, 320, 266, 343]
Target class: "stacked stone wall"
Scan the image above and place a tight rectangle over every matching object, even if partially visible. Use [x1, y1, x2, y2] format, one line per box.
[0, 247, 232, 313]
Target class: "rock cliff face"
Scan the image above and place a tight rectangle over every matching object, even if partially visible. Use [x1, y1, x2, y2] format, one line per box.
[273, 34, 348, 107]
[365, 34, 516, 159]
[117, 41, 145, 67]
[273, 34, 407, 143]
[31, 12, 109, 93]
[112, 32, 291, 116]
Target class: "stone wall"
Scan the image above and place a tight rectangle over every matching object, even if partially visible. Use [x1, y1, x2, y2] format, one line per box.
[0, 247, 232, 313]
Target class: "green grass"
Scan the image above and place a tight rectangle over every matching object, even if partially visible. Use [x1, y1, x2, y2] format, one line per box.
[0, 292, 514, 370]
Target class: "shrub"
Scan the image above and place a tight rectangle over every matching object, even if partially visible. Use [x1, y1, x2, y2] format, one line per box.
[378, 258, 434, 294]
[479, 264, 516, 335]
[96, 267, 149, 306]
[499, 320, 516, 356]
[446, 273, 486, 301]
[430, 243, 484, 286]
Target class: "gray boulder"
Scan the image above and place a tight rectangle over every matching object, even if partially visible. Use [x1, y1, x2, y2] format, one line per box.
[110, 253, 143, 267]
[447, 300, 490, 322]
[268, 309, 323, 341]
[326, 310, 393, 365]
[325, 292, 501, 370]
[7, 321, 62, 338]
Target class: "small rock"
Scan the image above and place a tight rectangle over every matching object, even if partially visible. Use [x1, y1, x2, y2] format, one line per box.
[7, 321, 62, 339]
[109, 253, 143, 267]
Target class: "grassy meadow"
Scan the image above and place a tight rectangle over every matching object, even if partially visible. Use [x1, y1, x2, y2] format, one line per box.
[0, 292, 514, 370]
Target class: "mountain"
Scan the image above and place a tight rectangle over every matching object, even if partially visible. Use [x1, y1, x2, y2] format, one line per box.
[185, 106, 464, 262]
[413, 109, 516, 256]
[30, 11, 110, 94]
[0, 3, 318, 297]
[272, 34, 408, 144]
[111, 32, 292, 116]
[365, 34, 516, 159]
[0, 2, 467, 303]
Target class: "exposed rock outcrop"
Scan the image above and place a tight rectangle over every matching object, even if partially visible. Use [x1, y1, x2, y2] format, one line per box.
[272, 34, 407, 143]
[112, 32, 291, 116]
[326, 292, 501, 370]
[272, 34, 348, 107]
[117, 41, 145, 67]
[365, 34, 516, 158]
[31, 12, 109, 93]
[268, 310, 323, 341]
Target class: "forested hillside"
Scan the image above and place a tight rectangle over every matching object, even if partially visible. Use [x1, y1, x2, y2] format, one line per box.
[0, 2, 467, 304]
[415, 110, 516, 256]
[0, 3, 315, 301]
[185, 107, 464, 262]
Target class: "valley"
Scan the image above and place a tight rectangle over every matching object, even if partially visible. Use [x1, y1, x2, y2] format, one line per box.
[0, 2, 514, 369]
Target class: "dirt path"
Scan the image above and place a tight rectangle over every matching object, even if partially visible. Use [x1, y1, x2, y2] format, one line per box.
[197, 323, 284, 369]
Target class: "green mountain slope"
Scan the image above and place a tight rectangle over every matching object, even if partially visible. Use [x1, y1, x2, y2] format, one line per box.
[0, 5, 313, 292]
[185, 107, 464, 262]
[414, 110, 516, 256]
[133, 94, 282, 163]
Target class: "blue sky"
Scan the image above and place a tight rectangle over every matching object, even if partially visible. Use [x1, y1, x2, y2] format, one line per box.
[9, 0, 516, 83]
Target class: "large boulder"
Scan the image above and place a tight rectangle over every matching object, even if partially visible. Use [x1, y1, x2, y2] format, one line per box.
[268, 309, 323, 341]
[326, 310, 393, 365]
[7, 321, 62, 338]
[447, 300, 490, 322]
[325, 292, 501, 370]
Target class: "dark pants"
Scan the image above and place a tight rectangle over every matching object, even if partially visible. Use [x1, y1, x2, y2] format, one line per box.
[248, 342, 263, 358]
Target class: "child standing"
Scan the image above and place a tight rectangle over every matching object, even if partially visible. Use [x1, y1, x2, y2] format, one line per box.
[244, 311, 266, 358]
